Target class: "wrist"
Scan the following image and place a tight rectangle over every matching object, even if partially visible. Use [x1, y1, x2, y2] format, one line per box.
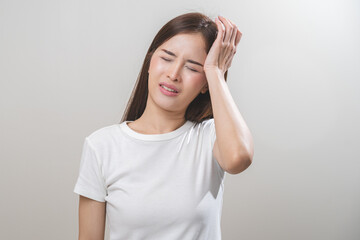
[204, 67, 225, 81]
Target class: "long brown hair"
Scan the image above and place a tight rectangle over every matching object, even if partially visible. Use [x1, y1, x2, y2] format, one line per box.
[120, 12, 228, 125]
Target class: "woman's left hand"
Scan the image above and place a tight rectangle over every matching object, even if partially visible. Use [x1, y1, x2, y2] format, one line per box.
[203, 16, 242, 76]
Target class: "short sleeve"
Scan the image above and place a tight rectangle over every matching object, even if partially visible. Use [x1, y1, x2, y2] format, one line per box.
[73, 137, 107, 202]
[207, 118, 226, 178]
[209, 118, 216, 149]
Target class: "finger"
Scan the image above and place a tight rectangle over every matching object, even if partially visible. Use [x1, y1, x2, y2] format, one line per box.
[218, 16, 234, 44]
[215, 17, 224, 44]
[228, 19, 242, 47]
[235, 29, 242, 46]
[227, 19, 237, 48]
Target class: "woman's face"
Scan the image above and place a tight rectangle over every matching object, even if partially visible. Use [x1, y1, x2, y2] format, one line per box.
[147, 32, 208, 114]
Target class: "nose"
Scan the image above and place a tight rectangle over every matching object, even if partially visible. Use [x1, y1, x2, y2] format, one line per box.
[167, 61, 182, 81]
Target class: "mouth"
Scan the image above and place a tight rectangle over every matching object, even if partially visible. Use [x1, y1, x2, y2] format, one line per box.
[159, 84, 180, 96]
[159, 84, 179, 93]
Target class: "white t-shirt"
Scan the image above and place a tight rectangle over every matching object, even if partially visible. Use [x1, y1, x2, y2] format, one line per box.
[73, 118, 226, 240]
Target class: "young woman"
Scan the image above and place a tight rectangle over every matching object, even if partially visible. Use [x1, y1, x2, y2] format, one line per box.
[74, 12, 254, 240]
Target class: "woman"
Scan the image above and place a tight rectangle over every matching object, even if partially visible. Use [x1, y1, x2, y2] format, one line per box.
[74, 12, 254, 240]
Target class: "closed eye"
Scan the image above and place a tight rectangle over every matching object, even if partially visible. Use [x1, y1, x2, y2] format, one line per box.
[187, 67, 198, 72]
[161, 57, 198, 73]
[161, 57, 171, 62]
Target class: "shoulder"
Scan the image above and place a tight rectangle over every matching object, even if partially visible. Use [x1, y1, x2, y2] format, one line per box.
[190, 118, 216, 143]
[192, 118, 214, 129]
[197, 118, 215, 133]
[201, 118, 214, 127]
[85, 123, 120, 148]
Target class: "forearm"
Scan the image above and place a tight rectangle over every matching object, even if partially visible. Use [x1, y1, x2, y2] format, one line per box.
[205, 68, 254, 164]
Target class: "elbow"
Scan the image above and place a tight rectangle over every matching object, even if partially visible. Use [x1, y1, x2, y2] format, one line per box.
[226, 153, 252, 175]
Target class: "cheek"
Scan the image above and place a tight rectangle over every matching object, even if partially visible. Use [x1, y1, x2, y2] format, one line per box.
[185, 74, 207, 89]
[149, 57, 166, 74]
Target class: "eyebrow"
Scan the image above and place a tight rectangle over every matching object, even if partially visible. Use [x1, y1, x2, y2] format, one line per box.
[161, 49, 203, 67]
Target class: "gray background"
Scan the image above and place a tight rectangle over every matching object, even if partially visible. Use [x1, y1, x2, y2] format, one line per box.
[0, 0, 359, 239]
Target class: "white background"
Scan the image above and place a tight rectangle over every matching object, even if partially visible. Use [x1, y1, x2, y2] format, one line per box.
[0, 0, 359, 239]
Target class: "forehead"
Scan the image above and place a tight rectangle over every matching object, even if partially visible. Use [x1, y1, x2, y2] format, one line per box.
[157, 33, 207, 56]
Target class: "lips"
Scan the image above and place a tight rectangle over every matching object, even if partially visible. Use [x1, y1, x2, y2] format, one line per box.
[159, 82, 180, 93]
